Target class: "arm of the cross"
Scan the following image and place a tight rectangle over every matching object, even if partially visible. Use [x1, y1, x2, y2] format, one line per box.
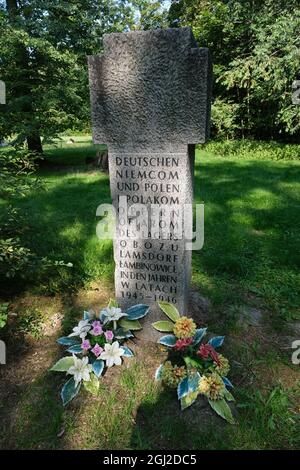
[88, 28, 212, 146]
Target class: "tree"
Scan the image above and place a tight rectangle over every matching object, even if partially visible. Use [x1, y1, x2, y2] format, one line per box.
[0, 1, 135, 153]
[168, 0, 300, 141]
[131, 0, 169, 30]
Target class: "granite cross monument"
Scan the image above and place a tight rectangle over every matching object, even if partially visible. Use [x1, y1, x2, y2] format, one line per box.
[88, 28, 212, 338]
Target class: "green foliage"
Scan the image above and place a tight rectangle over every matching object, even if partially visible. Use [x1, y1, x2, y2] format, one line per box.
[0, 237, 32, 279]
[204, 140, 300, 161]
[237, 386, 298, 446]
[0, 147, 39, 197]
[0, 146, 72, 293]
[0, 147, 41, 286]
[211, 98, 240, 140]
[131, 1, 169, 30]
[0, 1, 136, 150]
[169, 0, 300, 141]
[0, 302, 9, 329]
[14, 307, 44, 339]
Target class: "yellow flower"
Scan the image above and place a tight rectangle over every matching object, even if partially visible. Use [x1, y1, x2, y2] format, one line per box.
[198, 373, 225, 400]
[173, 316, 196, 339]
[215, 354, 230, 377]
[198, 376, 211, 395]
[161, 361, 187, 388]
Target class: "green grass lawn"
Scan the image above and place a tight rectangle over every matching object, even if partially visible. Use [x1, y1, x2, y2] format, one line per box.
[13, 139, 300, 324]
[193, 153, 300, 327]
[0, 137, 299, 450]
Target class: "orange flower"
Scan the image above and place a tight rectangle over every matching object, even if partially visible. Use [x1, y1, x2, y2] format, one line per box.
[173, 316, 196, 339]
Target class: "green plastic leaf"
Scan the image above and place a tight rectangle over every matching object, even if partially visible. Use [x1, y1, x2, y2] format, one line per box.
[208, 398, 235, 424]
[152, 320, 174, 332]
[208, 336, 225, 348]
[83, 310, 95, 320]
[155, 364, 163, 381]
[119, 318, 142, 331]
[180, 391, 198, 410]
[92, 359, 105, 377]
[224, 389, 235, 402]
[108, 299, 118, 308]
[61, 377, 81, 405]
[126, 304, 149, 320]
[188, 372, 201, 393]
[193, 328, 207, 345]
[83, 373, 99, 396]
[57, 336, 80, 347]
[121, 346, 134, 357]
[184, 356, 203, 369]
[177, 377, 189, 399]
[99, 309, 107, 322]
[222, 376, 234, 388]
[158, 334, 177, 347]
[51, 356, 74, 372]
[114, 328, 134, 339]
[158, 301, 180, 322]
[67, 344, 82, 354]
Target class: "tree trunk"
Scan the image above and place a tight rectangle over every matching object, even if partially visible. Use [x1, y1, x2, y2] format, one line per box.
[27, 133, 43, 154]
[6, 0, 18, 17]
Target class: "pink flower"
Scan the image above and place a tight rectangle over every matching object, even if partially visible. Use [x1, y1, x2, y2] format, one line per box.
[104, 330, 114, 342]
[91, 343, 103, 357]
[81, 339, 91, 351]
[90, 321, 103, 336]
[174, 337, 193, 351]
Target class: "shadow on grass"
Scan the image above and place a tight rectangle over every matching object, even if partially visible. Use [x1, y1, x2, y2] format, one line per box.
[0, 335, 65, 450]
[130, 389, 232, 450]
[1, 153, 299, 449]
[10, 168, 114, 295]
[6, 153, 300, 323]
[192, 155, 300, 324]
[44, 143, 106, 167]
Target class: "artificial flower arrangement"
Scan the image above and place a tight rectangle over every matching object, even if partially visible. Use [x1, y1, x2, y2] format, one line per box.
[51, 299, 149, 405]
[153, 301, 235, 423]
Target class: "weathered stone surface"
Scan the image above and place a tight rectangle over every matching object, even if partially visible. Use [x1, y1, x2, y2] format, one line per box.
[88, 27, 211, 146]
[88, 28, 212, 339]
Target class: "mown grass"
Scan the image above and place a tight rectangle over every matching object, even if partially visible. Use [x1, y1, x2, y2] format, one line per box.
[1, 348, 298, 450]
[1, 137, 299, 450]
[12, 138, 300, 323]
[193, 153, 300, 326]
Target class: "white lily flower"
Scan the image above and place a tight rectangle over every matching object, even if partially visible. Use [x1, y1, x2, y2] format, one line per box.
[100, 307, 127, 325]
[68, 319, 91, 339]
[100, 341, 124, 368]
[67, 355, 92, 387]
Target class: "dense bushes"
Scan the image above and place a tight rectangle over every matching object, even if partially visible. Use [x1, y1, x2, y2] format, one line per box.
[203, 140, 300, 161]
[0, 147, 71, 294]
[169, 0, 300, 142]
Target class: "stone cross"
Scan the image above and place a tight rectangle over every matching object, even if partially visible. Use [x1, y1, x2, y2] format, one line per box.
[88, 28, 212, 338]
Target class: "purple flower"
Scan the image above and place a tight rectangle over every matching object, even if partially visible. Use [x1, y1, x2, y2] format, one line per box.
[90, 321, 103, 336]
[91, 343, 103, 357]
[81, 339, 91, 351]
[104, 330, 114, 342]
